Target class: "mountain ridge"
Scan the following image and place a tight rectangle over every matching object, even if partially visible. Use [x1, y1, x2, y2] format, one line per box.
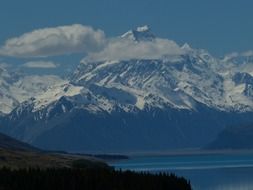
[0, 131, 39, 152]
[1, 26, 253, 152]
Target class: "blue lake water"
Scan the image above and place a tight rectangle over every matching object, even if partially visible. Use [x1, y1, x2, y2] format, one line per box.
[111, 153, 253, 190]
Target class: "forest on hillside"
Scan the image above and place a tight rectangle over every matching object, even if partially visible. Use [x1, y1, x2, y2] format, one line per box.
[0, 167, 192, 190]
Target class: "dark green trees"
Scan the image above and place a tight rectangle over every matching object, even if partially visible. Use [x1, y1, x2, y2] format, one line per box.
[0, 167, 191, 190]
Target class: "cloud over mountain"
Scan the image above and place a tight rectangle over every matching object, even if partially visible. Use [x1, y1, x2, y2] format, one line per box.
[0, 24, 105, 58]
[84, 37, 184, 62]
[83, 26, 184, 62]
[22, 61, 58, 68]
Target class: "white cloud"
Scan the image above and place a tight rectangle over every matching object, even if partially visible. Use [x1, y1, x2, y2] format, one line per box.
[83, 37, 185, 62]
[223, 50, 253, 62]
[0, 62, 9, 68]
[242, 50, 253, 57]
[222, 52, 239, 62]
[22, 61, 58, 69]
[0, 24, 105, 58]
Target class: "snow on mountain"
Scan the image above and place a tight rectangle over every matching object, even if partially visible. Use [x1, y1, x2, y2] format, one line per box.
[0, 65, 65, 114]
[85, 26, 183, 62]
[3, 26, 253, 115]
[10, 75, 64, 103]
[220, 52, 253, 75]
[121, 25, 155, 41]
[3, 26, 253, 153]
[0, 66, 20, 114]
[32, 81, 84, 111]
[70, 27, 253, 113]
[23, 26, 253, 114]
[216, 53, 253, 111]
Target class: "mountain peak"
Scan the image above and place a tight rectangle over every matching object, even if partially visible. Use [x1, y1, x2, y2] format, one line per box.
[121, 25, 155, 41]
[181, 43, 192, 51]
[136, 25, 150, 32]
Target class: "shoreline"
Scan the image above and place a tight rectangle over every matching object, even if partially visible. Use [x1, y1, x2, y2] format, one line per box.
[118, 148, 253, 158]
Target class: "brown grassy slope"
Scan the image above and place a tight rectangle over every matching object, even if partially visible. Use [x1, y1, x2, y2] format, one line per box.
[0, 132, 109, 169]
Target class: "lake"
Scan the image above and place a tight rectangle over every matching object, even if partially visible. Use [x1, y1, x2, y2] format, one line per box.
[110, 153, 253, 190]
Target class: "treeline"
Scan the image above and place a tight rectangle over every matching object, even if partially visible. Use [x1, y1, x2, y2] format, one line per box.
[0, 167, 192, 190]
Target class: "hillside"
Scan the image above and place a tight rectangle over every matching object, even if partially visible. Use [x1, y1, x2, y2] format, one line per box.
[0, 132, 38, 152]
[0, 132, 109, 169]
[0, 132, 192, 190]
[207, 125, 253, 150]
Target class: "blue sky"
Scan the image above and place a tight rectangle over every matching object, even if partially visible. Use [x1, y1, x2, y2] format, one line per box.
[0, 0, 253, 56]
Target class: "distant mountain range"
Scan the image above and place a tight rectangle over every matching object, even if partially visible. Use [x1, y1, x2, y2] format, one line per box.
[1, 26, 253, 153]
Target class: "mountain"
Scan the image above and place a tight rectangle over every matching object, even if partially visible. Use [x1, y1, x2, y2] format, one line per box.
[0, 65, 65, 114]
[0, 131, 111, 169]
[0, 66, 20, 114]
[2, 26, 253, 153]
[0, 131, 38, 152]
[121, 25, 155, 41]
[206, 124, 253, 150]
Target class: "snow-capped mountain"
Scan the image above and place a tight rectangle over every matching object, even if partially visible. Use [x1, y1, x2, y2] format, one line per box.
[121, 25, 155, 41]
[0, 66, 20, 114]
[71, 35, 253, 113]
[0, 65, 65, 114]
[2, 26, 253, 153]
